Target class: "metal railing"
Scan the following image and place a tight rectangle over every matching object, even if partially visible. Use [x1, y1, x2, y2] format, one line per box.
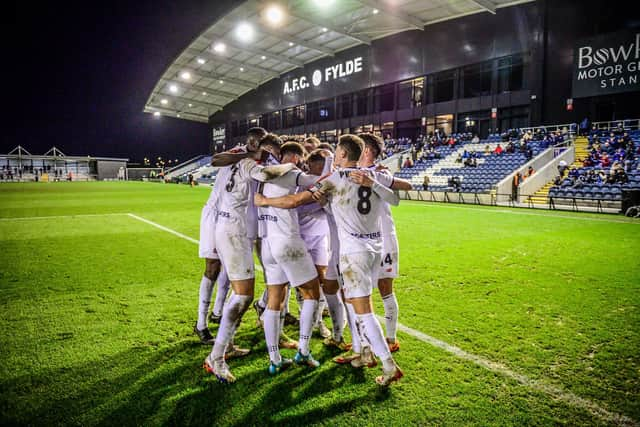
[591, 119, 640, 132]
[400, 189, 623, 214]
[519, 123, 578, 136]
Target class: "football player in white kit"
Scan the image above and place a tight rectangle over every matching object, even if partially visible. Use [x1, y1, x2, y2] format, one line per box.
[203, 132, 296, 383]
[316, 134, 404, 386]
[357, 133, 405, 352]
[258, 140, 332, 374]
[193, 128, 267, 345]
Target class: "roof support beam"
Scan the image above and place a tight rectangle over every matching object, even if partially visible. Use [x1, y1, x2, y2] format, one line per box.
[355, 0, 424, 30]
[255, 26, 336, 56]
[158, 78, 238, 100]
[145, 106, 210, 122]
[468, 0, 496, 14]
[286, 9, 371, 45]
[173, 67, 258, 90]
[203, 35, 304, 67]
[185, 48, 280, 78]
[155, 94, 224, 110]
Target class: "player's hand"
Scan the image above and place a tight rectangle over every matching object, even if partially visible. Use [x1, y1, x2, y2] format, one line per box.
[375, 164, 389, 172]
[312, 190, 328, 205]
[254, 193, 268, 207]
[349, 170, 374, 187]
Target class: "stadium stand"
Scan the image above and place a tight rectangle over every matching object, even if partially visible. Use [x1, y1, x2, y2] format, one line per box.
[393, 129, 564, 193]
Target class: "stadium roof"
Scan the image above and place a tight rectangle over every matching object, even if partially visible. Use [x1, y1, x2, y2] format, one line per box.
[144, 0, 534, 123]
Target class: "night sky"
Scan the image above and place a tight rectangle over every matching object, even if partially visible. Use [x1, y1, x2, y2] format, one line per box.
[7, 1, 239, 163]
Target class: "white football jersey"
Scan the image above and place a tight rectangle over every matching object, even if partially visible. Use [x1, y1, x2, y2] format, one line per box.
[258, 170, 321, 239]
[215, 157, 269, 235]
[363, 166, 397, 236]
[322, 168, 393, 254]
[205, 147, 246, 209]
[297, 200, 329, 238]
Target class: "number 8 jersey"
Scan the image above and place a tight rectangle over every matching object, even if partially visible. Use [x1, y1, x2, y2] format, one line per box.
[322, 167, 394, 255]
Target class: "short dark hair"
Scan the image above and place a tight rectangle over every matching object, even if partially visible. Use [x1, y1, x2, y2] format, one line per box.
[258, 133, 282, 150]
[338, 134, 364, 161]
[307, 148, 329, 164]
[247, 127, 267, 140]
[358, 133, 384, 158]
[280, 141, 305, 158]
[318, 142, 334, 153]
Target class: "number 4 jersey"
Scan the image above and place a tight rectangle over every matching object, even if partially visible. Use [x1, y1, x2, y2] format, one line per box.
[321, 168, 394, 255]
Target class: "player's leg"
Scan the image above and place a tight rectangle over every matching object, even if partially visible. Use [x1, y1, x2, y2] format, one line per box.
[313, 265, 331, 338]
[264, 283, 293, 374]
[195, 205, 220, 343]
[378, 235, 400, 351]
[205, 233, 255, 383]
[378, 278, 399, 351]
[295, 278, 321, 367]
[343, 252, 403, 386]
[209, 267, 229, 324]
[252, 237, 267, 327]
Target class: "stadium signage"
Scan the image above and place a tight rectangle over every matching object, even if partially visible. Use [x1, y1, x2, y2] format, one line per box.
[572, 31, 640, 98]
[212, 126, 225, 145]
[283, 57, 364, 95]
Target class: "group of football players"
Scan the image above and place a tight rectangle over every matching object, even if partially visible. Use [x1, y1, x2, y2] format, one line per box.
[193, 127, 412, 387]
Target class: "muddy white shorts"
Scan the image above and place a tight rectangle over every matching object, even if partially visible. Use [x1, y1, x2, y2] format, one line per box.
[215, 227, 254, 281]
[377, 233, 399, 280]
[339, 251, 381, 299]
[261, 236, 317, 287]
[198, 205, 219, 259]
[302, 234, 329, 266]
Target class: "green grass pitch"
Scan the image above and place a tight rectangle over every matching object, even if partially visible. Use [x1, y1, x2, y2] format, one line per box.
[0, 181, 638, 426]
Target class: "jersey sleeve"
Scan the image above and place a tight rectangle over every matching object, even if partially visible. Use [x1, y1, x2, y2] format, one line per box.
[374, 170, 394, 188]
[296, 171, 321, 188]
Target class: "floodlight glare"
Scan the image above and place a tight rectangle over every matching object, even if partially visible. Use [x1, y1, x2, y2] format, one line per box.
[180, 71, 191, 80]
[169, 84, 178, 93]
[202, 92, 207, 95]
[265, 4, 285, 25]
[213, 42, 226, 53]
[235, 22, 254, 42]
[219, 80, 224, 84]
[240, 67, 244, 72]
[153, 111, 160, 117]
[197, 58, 206, 64]
[160, 99, 168, 105]
[289, 42, 294, 46]
[261, 55, 266, 60]
[372, 8, 379, 14]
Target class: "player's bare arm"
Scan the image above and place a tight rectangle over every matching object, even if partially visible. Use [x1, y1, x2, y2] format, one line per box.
[349, 170, 400, 206]
[211, 149, 266, 167]
[254, 190, 314, 209]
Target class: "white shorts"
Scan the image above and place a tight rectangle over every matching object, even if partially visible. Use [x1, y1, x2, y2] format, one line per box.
[215, 228, 254, 281]
[302, 234, 329, 266]
[261, 236, 318, 287]
[378, 233, 399, 280]
[339, 251, 381, 299]
[198, 205, 219, 259]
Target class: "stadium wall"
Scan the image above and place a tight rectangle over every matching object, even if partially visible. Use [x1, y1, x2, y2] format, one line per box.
[209, 0, 639, 146]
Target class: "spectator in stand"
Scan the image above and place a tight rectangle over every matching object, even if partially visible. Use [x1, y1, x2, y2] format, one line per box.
[568, 167, 579, 178]
[422, 175, 430, 191]
[471, 134, 480, 143]
[505, 141, 515, 154]
[512, 172, 522, 201]
[601, 153, 611, 168]
[397, 155, 403, 170]
[579, 117, 590, 136]
[462, 150, 469, 159]
[403, 157, 414, 168]
[525, 145, 533, 161]
[188, 173, 194, 187]
[455, 153, 463, 163]
[494, 144, 504, 156]
[553, 175, 562, 186]
[558, 160, 568, 176]
[526, 166, 535, 178]
[484, 145, 491, 156]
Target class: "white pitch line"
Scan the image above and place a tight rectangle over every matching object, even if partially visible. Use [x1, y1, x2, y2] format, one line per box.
[127, 213, 199, 244]
[381, 316, 637, 426]
[402, 200, 639, 225]
[0, 213, 129, 221]
[126, 211, 634, 425]
[126, 213, 263, 271]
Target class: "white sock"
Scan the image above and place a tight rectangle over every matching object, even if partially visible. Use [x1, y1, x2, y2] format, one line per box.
[258, 288, 268, 309]
[210, 293, 252, 360]
[295, 288, 304, 314]
[264, 309, 281, 364]
[212, 269, 230, 317]
[197, 276, 213, 330]
[283, 286, 291, 314]
[345, 302, 362, 353]
[325, 293, 345, 341]
[357, 312, 392, 361]
[382, 293, 399, 341]
[298, 299, 318, 356]
[314, 290, 326, 326]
